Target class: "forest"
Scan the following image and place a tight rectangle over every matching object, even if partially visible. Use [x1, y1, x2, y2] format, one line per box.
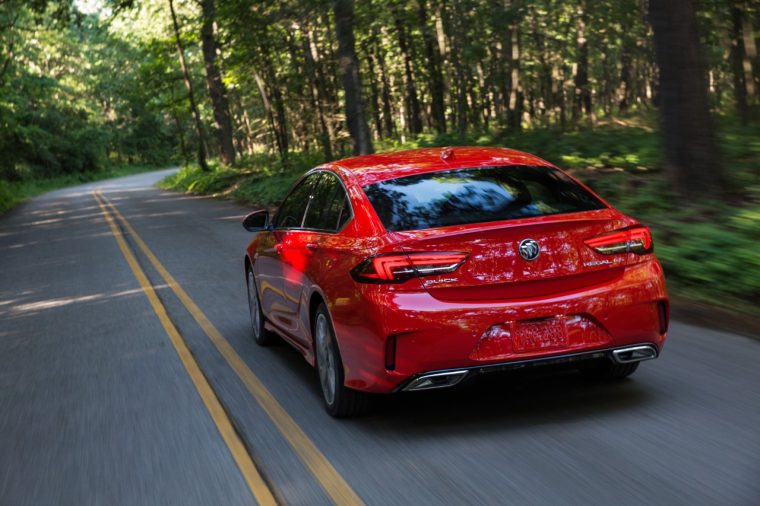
[1, 0, 759, 310]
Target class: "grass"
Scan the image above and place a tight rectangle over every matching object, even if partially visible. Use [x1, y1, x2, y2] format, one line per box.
[158, 114, 760, 313]
[0, 164, 163, 215]
[158, 152, 322, 207]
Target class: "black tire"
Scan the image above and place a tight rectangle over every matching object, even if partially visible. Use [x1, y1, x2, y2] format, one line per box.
[580, 358, 640, 380]
[313, 303, 372, 417]
[246, 268, 275, 346]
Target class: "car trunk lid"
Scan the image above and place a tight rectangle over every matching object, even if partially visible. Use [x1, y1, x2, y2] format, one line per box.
[391, 209, 632, 301]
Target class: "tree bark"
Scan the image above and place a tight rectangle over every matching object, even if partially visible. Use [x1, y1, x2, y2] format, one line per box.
[251, 65, 285, 159]
[649, 0, 726, 198]
[333, 0, 373, 155]
[618, 38, 633, 113]
[200, 0, 235, 165]
[393, 8, 423, 135]
[573, 1, 591, 124]
[417, 0, 446, 134]
[264, 56, 289, 161]
[507, 2, 522, 130]
[373, 33, 395, 139]
[301, 25, 334, 159]
[731, 4, 750, 125]
[169, 85, 189, 162]
[0, 12, 18, 87]
[168, 0, 208, 171]
[364, 46, 383, 139]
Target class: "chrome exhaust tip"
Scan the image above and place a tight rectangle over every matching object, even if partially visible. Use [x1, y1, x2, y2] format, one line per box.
[611, 345, 658, 364]
[402, 370, 469, 392]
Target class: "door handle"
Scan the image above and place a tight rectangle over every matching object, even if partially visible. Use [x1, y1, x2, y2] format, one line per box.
[305, 243, 318, 251]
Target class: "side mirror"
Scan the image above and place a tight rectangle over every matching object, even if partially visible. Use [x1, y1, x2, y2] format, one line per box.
[242, 210, 270, 232]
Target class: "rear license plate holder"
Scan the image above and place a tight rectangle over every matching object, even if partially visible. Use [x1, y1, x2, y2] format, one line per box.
[512, 317, 568, 352]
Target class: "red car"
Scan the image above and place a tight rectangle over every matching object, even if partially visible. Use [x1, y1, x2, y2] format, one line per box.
[243, 147, 668, 417]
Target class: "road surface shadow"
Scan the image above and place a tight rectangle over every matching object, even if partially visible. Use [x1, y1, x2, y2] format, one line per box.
[366, 369, 654, 435]
[261, 336, 655, 434]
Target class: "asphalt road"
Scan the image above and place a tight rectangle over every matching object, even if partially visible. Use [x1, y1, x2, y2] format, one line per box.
[1, 169, 759, 505]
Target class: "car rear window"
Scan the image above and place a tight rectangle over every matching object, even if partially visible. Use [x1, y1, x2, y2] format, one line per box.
[362, 165, 606, 232]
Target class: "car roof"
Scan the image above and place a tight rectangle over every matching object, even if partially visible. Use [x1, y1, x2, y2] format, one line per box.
[324, 146, 555, 186]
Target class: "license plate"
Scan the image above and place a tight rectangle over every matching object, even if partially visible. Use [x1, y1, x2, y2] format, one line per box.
[513, 317, 568, 352]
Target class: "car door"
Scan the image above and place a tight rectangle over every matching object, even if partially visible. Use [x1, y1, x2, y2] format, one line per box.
[259, 173, 321, 335]
[297, 172, 354, 337]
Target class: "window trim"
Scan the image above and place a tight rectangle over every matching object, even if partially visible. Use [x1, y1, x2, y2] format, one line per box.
[273, 169, 354, 234]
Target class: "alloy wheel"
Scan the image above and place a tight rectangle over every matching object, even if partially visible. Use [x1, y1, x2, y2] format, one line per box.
[247, 270, 261, 340]
[315, 313, 336, 406]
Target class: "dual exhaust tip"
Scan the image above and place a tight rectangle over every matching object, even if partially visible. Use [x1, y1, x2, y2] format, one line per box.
[402, 344, 658, 392]
[610, 345, 657, 364]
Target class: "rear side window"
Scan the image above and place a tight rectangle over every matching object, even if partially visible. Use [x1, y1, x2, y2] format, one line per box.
[363, 165, 605, 232]
[275, 173, 321, 229]
[303, 172, 351, 231]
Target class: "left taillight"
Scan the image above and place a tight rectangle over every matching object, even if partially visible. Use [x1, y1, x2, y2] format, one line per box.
[585, 225, 653, 255]
[351, 252, 468, 284]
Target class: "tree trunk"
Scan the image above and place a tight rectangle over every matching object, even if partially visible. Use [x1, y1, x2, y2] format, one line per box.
[364, 46, 383, 139]
[507, 2, 522, 131]
[172, 112, 189, 162]
[264, 56, 289, 161]
[618, 38, 633, 113]
[301, 25, 334, 160]
[417, 0, 446, 134]
[168, 0, 208, 171]
[170, 86, 189, 162]
[573, 1, 591, 124]
[251, 65, 286, 160]
[393, 8, 423, 135]
[649, 0, 726, 198]
[441, 0, 467, 138]
[200, 0, 235, 166]
[731, 3, 750, 125]
[374, 36, 395, 139]
[0, 40, 13, 87]
[333, 0, 373, 155]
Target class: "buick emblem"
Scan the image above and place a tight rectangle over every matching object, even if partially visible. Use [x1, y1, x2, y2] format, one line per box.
[518, 238, 540, 261]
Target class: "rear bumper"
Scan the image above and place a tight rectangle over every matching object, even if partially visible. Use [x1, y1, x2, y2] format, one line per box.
[396, 343, 658, 392]
[331, 258, 668, 393]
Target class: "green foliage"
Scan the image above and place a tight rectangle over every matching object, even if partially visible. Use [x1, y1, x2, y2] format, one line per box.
[2, 0, 759, 315]
[389, 115, 662, 172]
[0, 2, 176, 189]
[159, 152, 322, 206]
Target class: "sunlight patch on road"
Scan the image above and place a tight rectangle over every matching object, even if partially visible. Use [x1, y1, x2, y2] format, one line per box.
[6, 288, 147, 315]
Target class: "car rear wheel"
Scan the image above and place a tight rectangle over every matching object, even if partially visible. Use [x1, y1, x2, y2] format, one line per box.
[314, 303, 371, 417]
[247, 269, 274, 346]
[580, 359, 639, 380]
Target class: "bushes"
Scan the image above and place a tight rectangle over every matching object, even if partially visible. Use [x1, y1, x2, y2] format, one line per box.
[0, 180, 15, 214]
[159, 152, 322, 207]
[651, 209, 760, 303]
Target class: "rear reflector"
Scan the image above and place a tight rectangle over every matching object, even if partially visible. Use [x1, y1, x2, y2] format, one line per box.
[585, 225, 653, 255]
[657, 300, 669, 334]
[351, 252, 468, 283]
[385, 335, 397, 370]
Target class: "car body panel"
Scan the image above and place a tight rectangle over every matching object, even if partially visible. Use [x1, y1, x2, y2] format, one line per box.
[244, 147, 668, 394]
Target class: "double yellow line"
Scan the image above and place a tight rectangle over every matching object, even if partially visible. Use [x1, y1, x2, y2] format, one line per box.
[93, 190, 363, 506]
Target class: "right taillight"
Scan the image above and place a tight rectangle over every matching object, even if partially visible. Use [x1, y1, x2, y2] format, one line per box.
[351, 252, 468, 284]
[585, 225, 653, 255]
